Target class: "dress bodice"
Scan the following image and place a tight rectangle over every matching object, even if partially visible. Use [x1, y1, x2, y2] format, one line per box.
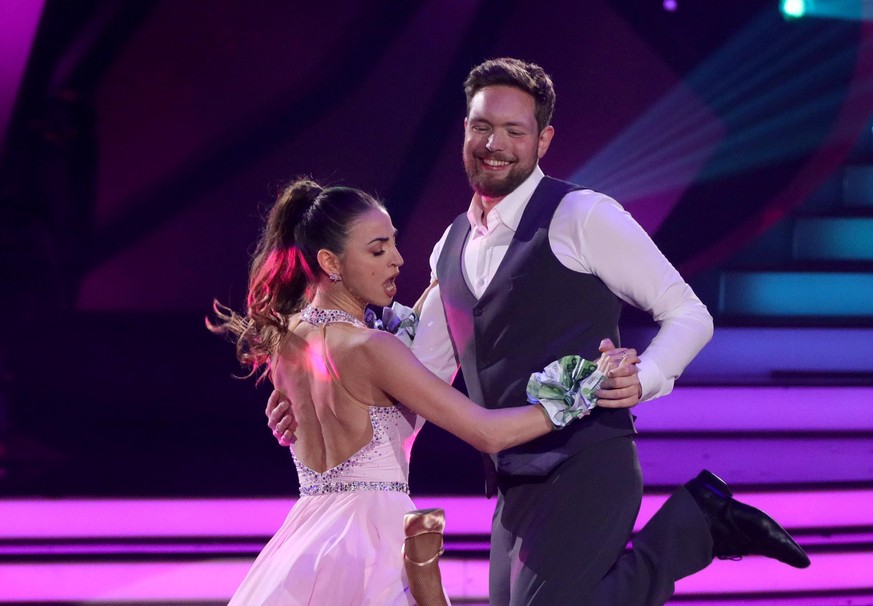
[289, 306, 424, 497]
[292, 404, 419, 496]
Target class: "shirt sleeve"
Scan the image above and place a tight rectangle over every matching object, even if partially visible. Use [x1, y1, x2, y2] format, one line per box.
[549, 191, 714, 401]
[409, 226, 459, 384]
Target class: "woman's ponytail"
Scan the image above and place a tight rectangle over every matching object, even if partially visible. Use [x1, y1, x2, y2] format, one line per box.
[208, 177, 385, 380]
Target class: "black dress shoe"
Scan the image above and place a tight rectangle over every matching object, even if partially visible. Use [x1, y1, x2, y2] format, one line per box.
[685, 470, 810, 569]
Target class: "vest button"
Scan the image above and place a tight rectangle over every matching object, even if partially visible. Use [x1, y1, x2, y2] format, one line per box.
[473, 308, 483, 317]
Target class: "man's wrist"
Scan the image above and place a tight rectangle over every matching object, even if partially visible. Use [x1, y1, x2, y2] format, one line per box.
[636, 361, 676, 402]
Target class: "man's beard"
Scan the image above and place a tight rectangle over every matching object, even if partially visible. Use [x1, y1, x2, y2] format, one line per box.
[464, 153, 534, 198]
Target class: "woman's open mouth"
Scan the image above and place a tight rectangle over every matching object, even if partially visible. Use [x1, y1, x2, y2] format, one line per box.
[383, 276, 397, 296]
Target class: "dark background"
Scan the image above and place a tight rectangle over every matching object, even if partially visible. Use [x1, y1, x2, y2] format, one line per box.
[1, 0, 871, 497]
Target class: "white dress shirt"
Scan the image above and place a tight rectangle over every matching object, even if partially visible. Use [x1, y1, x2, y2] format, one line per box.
[410, 166, 714, 403]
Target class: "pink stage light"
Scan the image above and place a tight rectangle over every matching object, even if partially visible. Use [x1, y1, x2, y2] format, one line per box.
[1, 494, 871, 601]
[0, 0, 45, 146]
[639, 385, 873, 431]
[2, 492, 871, 539]
[2, 554, 872, 601]
[634, 489, 873, 532]
[0, 561, 249, 602]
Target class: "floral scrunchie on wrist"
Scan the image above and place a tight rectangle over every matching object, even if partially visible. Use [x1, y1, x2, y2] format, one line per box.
[526, 355, 606, 429]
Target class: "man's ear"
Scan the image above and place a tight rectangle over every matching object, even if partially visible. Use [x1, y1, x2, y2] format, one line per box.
[317, 249, 341, 277]
[537, 125, 555, 159]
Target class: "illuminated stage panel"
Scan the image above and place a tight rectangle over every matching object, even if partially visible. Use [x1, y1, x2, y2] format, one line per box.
[0, 560, 248, 602]
[720, 271, 873, 317]
[1, 554, 872, 603]
[793, 217, 873, 261]
[636, 386, 873, 432]
[1, 494, 871, 602]
[670, 327, 873, 382]
[674, 553, 873, 595]
[634, 436, 873, 486]
[631, 489, 873, 533]
[2, 492, 872, 539]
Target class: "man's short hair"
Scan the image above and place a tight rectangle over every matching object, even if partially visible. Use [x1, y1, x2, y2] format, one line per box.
[464, 57, 556, 132]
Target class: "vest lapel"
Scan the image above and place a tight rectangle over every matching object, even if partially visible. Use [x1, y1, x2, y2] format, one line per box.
[478, 177, 571, 307]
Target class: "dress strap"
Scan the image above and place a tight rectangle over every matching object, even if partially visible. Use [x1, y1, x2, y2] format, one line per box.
[288, 315, 304, 331]
[320, 324, 372, 411]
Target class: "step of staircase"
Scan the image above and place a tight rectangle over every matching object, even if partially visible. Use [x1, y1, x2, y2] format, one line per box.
[622, 325, 873, 384]
[2, 386, 869, 603]
[793, 217, 873, 261]
[1, 493, 870, 604]
[718, 270, 873, 318]
[690, 151, 873, 324]
[630, 383, 873, 487]
[637, 434, 872, 487]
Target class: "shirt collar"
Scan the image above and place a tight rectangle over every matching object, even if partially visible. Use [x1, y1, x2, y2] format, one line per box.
[466, 165, 545, 233]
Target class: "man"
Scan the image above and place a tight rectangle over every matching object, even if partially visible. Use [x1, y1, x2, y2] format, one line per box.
[269, 58, 808, 605]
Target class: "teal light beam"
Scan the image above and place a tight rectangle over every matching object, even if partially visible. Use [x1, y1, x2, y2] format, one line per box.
[570, 9, 868, 209]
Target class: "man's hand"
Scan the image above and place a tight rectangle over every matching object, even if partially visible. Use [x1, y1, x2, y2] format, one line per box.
[412, 278, 438, 317]
[266, 390, 297, 447]
[594, 338, 642, 409]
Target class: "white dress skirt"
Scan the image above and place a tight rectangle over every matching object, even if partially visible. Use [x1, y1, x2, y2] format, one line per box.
[228, 404, 446, 605]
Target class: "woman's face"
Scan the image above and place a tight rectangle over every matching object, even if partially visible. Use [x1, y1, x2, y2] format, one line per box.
[338, 207, 404, 308]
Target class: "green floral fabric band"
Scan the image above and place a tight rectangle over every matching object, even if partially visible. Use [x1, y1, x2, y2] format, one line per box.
[526, 355, 606, 428]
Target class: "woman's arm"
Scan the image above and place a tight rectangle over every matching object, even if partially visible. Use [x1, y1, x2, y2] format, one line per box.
[361, 330, 552, 454]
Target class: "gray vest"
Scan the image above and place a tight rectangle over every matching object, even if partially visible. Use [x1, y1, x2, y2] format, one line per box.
[437, 176, 636, 476]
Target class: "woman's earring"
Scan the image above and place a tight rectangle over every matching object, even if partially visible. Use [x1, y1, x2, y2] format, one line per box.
[329, 272, 342, 283]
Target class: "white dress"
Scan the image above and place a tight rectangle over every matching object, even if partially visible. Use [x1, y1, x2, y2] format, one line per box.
[228, 311, 443, 605]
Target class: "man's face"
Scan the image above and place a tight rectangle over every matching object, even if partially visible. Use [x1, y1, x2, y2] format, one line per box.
[463, 85, 553, 200]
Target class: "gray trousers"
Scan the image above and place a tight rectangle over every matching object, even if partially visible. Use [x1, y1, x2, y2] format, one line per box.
[489, 436, 713, 606]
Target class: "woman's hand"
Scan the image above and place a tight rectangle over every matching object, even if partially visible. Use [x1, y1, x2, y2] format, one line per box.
[412, 278, 438, 317]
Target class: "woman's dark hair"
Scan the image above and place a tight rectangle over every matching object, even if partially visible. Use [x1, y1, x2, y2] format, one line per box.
[208, 178, 385, 378]
[464, 57, 556, 132]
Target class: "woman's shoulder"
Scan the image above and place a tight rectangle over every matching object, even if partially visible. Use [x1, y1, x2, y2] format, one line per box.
[349, 325, 407, 351]
[335, 327, 410, 371]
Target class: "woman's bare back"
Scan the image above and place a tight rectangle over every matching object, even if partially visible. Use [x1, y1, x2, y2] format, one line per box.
[271, 318, 393, 473]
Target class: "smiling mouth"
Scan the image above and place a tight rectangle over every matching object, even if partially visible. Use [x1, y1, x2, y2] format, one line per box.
[482, 158, 511, 169]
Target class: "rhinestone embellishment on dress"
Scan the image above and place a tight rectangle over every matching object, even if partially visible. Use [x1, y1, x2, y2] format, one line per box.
[294, 406, 409, 496]
[298, 481, 409, 496]
[301, 305, 367, 328]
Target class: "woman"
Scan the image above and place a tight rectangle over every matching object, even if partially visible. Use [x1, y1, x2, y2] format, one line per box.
[209, 178, 603, 605]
